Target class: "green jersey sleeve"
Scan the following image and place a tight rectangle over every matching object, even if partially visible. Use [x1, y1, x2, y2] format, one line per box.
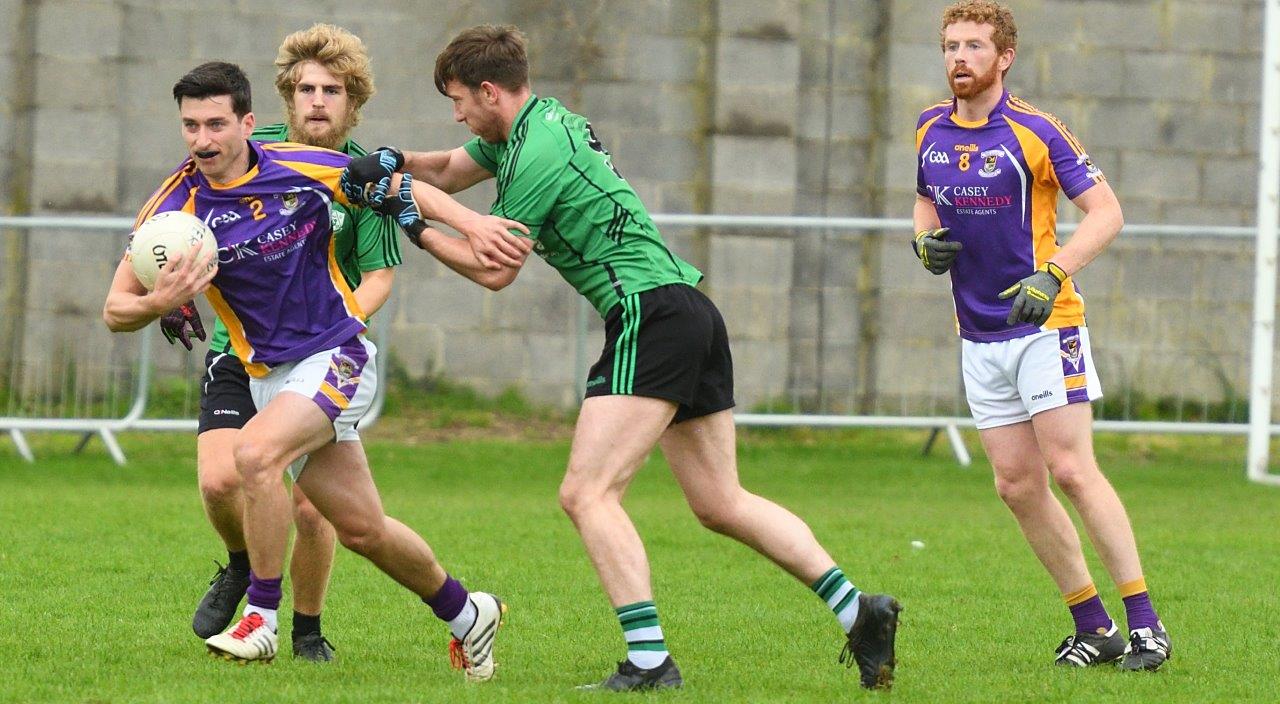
[490, 128, 566, 240]
[352, 205, 402, 272]
[463, 138, 501, 174]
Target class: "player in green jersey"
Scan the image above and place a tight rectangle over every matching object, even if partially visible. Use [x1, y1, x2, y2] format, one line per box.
[343, 24, 902, 691]
[162, 24, 400, 663]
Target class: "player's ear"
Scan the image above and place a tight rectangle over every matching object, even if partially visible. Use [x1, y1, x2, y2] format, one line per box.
[479, 81, 500, 104]
[240, 111, 256, 137]
[998, 48, 1015, 73]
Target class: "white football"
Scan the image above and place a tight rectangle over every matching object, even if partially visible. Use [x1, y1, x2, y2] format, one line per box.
[127, 210, 217, 290]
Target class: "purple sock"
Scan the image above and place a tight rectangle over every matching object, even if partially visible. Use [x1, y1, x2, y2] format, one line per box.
[1122, 592, 1161, 631]
[424, 575, 469, 622]
[1069, 594, 1113, 635]
[246, 572, 282, 610]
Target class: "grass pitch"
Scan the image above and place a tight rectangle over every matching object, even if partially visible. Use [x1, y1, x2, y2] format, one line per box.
[0, 429, 1276, 703]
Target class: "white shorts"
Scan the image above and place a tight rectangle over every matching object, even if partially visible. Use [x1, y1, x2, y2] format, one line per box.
[249, 336, 377, 479]
[962, 326, 1102, 430]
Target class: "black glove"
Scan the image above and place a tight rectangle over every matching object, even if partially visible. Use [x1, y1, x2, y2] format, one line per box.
[912, 227, 962, 275]
[159, 300, 206, 351]
[998, 262, 1067, 326]
[372, 171, 430, 248]
[339, 147, 404, 207]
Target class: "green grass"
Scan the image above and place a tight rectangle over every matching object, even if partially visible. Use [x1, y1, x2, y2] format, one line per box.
[0, 430, 1277, 703]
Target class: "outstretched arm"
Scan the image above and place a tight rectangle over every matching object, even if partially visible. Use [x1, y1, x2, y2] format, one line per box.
[401, 147, 493, 194]
[340, 149, 530, 268]
[409, 225, 527, 291]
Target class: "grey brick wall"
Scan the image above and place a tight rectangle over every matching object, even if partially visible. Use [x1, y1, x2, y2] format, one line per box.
[0, 0, 1270, 417]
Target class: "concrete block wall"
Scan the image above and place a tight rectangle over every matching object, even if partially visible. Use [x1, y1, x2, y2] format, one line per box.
[0, 0, 1270, 415]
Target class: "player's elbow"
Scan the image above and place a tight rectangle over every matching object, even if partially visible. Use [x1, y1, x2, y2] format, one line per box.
[102, 301, 130, 332]
[477, 269, 517, 291]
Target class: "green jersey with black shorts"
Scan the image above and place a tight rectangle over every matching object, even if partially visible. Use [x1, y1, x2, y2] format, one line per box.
[197, 125, 401, 434]
[464, 96, 733, 421]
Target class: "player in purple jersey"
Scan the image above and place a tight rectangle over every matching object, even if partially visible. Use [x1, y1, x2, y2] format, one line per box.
[913, 1, 1169, 671]
[155, 25, 403, 663]
[102, 62, 523, 679]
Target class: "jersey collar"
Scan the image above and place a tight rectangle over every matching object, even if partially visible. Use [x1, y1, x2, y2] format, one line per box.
[949, 90, 1009, 128]
[506, 94, 540, 141]
[204, 139, 262, 190]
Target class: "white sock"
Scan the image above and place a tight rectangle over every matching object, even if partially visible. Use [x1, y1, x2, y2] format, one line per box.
[447, 597, 478, 640]
[836, 592, 861, 632]
[244, 604, 278, 632]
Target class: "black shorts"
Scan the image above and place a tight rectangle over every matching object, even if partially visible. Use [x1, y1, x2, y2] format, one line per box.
[197, 349, 256, 434]
[585, 284, 735, 423]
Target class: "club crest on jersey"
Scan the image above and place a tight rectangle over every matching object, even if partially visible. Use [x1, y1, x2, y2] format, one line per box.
[329, 354, 360, 390]
[1077, 153, 1103, 178]
[278, 192, 301, 216]
[1060, 334, 1083, 371]
[330, 209, 346, 232]
[979, 149, 1003, 178]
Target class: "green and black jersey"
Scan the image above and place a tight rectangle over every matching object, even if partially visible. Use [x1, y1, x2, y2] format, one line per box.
[206, 124, 402, 355]
[464, 96, 702, 317]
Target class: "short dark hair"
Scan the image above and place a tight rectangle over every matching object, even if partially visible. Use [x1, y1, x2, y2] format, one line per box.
[433, 24, 528, 95]
[172, 61, 252, 116]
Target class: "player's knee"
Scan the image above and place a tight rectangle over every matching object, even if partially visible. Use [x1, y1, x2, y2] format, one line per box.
[994, 473, 1039, 507]
[293, 497, 332, 540]
[233, 437, 284, 482]
[335, 518, 386, 556]
[198, 463, 241, 503]
[558, 477, 610, 520]
[557, 480, 586, 519]
[1046, 456, 1095, 497]
[691, 501, 737, 534]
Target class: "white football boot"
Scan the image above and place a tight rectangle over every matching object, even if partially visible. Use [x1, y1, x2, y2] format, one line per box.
[448, 592, 506, 682]
[206, 611, 278, 663]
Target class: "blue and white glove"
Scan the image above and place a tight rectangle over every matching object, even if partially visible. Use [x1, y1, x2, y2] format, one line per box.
[374, 172, 429, 247]
[339, 147, 404, 207]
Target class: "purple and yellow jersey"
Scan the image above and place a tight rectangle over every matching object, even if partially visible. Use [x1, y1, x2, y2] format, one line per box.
[915, 91, 1104, 342]
[133, 141, 363, 377]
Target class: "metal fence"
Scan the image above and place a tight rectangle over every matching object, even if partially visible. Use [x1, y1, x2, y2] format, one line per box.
[0, 214, 1274, 468]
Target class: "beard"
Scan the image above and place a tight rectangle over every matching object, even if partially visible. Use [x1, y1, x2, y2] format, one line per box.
[286, 107, 359, 150]
[948, 62, 1000, 100]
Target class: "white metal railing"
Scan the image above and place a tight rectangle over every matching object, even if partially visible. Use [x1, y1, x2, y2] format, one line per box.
[0, 214, 1269, 475]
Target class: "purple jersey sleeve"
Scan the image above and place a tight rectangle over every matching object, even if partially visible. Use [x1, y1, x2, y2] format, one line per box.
[1035, 116, 1103, 200]
[258, 143, 353, 206]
